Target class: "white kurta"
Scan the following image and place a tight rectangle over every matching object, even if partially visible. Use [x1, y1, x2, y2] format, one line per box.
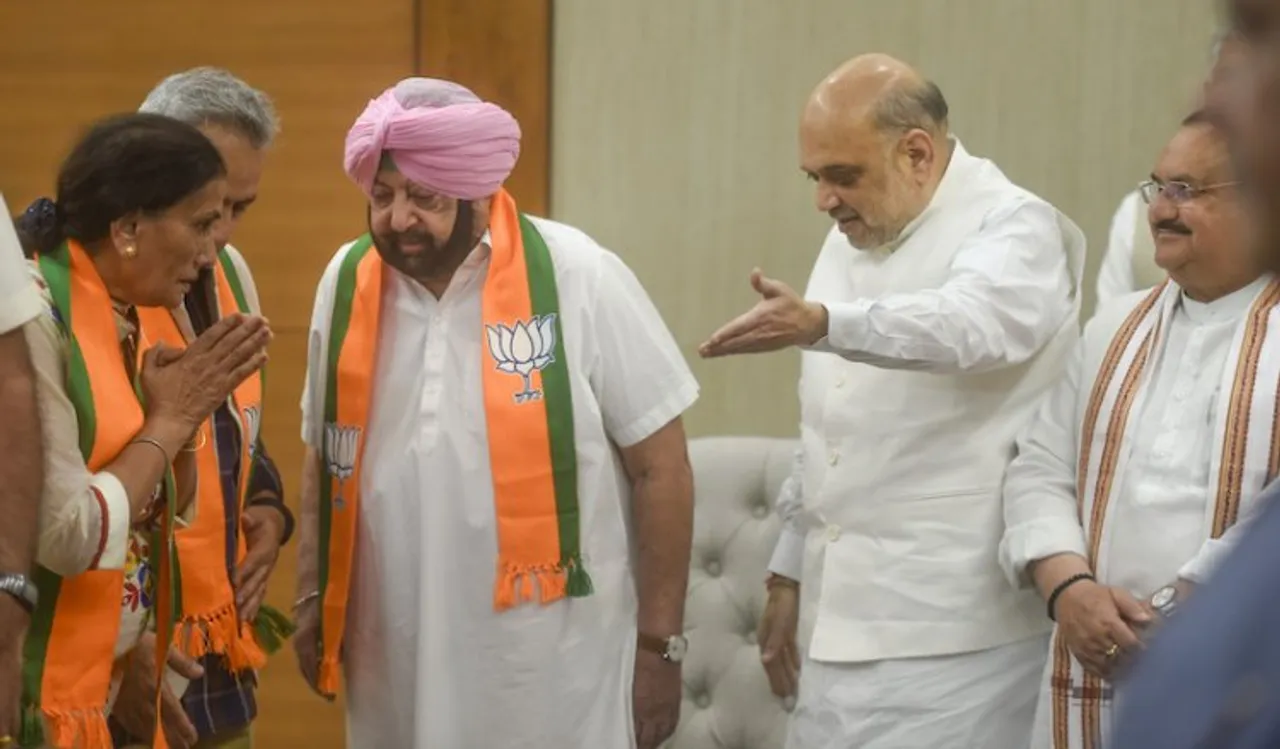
[1001, 278, 1273, 748]
[1095, 190, 1164, 305]
[301, 218, 699, 749]
[0, 194, 42, 334]
[768, 139, 1084, 749]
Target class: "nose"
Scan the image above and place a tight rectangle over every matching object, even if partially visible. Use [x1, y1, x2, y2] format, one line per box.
[196, 235, 219, 269]
[389, 194, 420, 233]
[1147, 191, 1179, 226]
[211, 215, 233, 251]
[814, 181, 841, 213]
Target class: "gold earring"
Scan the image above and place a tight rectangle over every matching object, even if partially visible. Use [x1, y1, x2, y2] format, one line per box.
[123, 244, 137, 259]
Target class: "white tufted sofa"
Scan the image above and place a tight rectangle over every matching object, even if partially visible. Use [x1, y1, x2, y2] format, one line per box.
[665, 436, 797, 749]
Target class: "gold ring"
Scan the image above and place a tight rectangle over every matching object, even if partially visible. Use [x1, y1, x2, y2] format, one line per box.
[1104, 643, 1120, 659]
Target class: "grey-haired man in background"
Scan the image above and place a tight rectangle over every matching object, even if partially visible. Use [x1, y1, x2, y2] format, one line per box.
[109, 67, 293, 749]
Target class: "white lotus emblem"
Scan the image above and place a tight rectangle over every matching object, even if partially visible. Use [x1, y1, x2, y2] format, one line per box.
[324, 423, 361, 509]
[485, 314, 558, 403]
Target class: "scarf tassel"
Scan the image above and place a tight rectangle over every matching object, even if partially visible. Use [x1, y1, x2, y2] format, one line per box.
[173, 602, 267, 672]
[252, 604, 298, 656]
[494, 559, 594, 611]
[22, 704, 111, 749]
[318, 655, 342, 697]
[565, 557, 594, 598]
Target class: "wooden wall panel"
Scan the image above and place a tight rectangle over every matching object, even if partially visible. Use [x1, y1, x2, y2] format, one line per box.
[1, 0, 550, 747]
[0, 1, 415, 747]
[417, 0, 552, 215]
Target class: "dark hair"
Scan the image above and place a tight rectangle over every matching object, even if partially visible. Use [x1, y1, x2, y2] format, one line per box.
[873, 79, 950, 135]
[15, 112, 226, 257]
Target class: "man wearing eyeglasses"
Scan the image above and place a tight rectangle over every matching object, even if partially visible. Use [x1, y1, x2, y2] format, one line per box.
[1095, 31, 1250, 306]
[999, 107, 1270, 749]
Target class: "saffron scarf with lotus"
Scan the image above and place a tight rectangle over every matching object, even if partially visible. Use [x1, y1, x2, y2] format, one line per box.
[313, 188, 590, 695]
[22, 240, 180, 749]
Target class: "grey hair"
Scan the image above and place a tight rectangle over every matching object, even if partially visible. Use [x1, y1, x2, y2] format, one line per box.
[139, 67, 279, 149]
[392, 77, 481, 109]
[872, 79, 949, 135]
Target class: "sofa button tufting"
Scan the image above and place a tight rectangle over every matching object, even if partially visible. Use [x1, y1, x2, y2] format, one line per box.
[706, 559, 722, 577]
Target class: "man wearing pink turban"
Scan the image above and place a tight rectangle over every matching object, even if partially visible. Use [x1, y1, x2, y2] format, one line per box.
[292, 77, 700, 749]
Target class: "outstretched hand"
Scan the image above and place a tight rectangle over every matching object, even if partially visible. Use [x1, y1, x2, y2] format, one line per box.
[698, 269, 828, 358]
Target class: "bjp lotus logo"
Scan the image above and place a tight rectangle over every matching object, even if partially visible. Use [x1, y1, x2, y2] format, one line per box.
[486, 314, 558, 403]
[323, 423, 361, 509]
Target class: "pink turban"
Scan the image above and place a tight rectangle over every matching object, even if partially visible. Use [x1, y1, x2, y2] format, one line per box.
[343, 78, 522, 200]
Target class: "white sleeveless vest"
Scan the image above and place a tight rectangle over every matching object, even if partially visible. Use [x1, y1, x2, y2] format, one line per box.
[796, 140, 1086, 663]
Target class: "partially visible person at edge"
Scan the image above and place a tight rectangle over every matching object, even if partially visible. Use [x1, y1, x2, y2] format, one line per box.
[292, 77, 698, 749]
[106, 66, 295, 749]
[11, 113, 270, 749]
[1003, 110, 1266, 749]
[699, 53, 1085, 748]
[1111, 1, 1280, 746]
[1095, 31, 1249, 304]
[0, 198, 47, 748]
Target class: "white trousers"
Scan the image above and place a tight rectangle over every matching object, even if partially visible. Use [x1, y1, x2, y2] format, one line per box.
[787, 634, 1049, 749]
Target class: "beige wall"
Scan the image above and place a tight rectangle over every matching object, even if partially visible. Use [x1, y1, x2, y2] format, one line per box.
[551, 0, 1219, 439]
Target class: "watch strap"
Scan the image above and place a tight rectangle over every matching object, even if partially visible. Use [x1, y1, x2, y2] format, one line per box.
[637, 632, 670, 657]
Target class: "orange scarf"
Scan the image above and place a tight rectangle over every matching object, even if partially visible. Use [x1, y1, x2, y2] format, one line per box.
[312, 190, 590, 695]
[22, 241, 178, 749]
[135, 250, 266, 671]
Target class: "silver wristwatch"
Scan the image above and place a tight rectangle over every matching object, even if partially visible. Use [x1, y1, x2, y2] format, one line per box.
[1150, 585, 1178, 619]
[638, 632, 689, 663]
[0, 573, 38, 612]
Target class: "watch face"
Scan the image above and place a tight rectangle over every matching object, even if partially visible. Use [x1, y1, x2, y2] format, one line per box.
[665, 635, 688, 663]
[1151, 586, 1176, 610]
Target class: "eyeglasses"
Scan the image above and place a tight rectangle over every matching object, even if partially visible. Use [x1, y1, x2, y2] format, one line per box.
[1138, 178, 1240, 205]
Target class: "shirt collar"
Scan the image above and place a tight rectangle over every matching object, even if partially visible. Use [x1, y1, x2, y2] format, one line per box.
[880, 136, 967, 253]
[1179, 275, 1272, 325]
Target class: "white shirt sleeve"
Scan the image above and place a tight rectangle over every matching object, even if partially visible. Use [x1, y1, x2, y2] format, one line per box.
[590, 251, 699, 448]
[1177, 498, 1266, 584]
[766, 445, 806, 581]
[998, 335, 1090, 588]
[0, 197, 43, 335]
[24, 280, 131, 575]
[300, 246, 348, 448]
[1096, 191, 1141, 306]
[808, 199, 1075, 374]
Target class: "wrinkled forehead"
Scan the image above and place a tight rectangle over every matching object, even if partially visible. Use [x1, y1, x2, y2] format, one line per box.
[799, 108, 885, 171]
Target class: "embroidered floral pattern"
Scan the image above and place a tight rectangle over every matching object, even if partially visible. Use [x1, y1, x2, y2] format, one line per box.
[121, 532, 153, 613]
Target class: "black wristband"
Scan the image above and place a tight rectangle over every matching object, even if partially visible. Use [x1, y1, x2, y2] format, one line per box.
[1047, 572, 1095, 621]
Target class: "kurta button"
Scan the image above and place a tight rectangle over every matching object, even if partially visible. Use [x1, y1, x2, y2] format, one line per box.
[695, 693, 711, 709]
[706, 560, 722, 577]
[825, 525, 841, 542]
[828, 449, 839, 466]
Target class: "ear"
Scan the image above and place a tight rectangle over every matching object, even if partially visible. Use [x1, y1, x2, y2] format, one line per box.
[109, 211, 143, 254]
[900, 129, 936, 175]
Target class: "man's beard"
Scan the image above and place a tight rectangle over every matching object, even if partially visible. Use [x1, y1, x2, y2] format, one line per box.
[368, 200, 479, 283]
